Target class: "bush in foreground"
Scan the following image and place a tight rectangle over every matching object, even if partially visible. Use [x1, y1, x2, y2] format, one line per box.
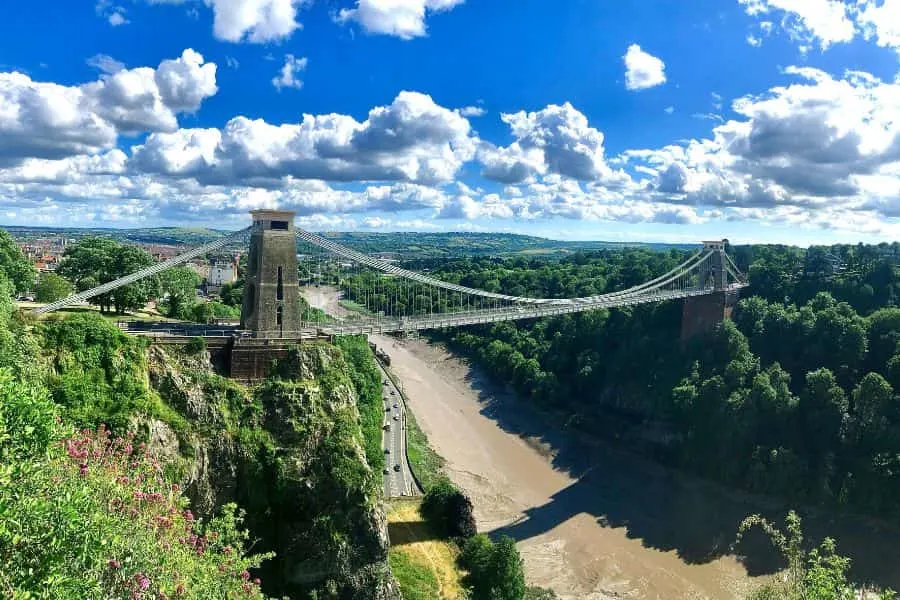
[0, 370, 273, 599]
[736, 511, 896, 600]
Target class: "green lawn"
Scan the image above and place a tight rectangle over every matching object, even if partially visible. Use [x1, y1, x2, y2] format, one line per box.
[389, 549, 442, 600]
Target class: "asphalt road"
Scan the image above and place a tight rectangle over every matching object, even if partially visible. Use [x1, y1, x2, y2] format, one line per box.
[377, 361, 416, 498]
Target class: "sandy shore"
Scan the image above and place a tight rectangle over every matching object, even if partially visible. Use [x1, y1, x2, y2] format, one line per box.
[372, 334, 763, 600]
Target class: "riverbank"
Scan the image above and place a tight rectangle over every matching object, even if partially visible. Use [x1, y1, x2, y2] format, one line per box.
[372, 334, 900, 600]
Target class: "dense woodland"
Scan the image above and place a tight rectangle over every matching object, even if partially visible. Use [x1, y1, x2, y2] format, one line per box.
[344, 243, 900, 522]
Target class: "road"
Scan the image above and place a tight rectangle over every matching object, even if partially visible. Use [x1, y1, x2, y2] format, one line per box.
[299, 286, 416, 497]
[376, 359, 416, 498]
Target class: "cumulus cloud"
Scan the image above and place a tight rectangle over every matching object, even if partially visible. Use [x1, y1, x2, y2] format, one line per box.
[623, 44, 666, 91]
[0, 49, 217, 165]
[337, 0, 465, 40]
[622, 65, 900, 223]
[147, 0, 304, 43]
[271, 54, 307, 90]
[130, 90, 477, 185]
[857, 0, 900, 52]
[479, 103, 621, 183]
[739, 0, 856, 50]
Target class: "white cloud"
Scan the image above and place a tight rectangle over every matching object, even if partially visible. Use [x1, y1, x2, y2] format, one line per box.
[86, 54, 125, 75]
[108, 10, 128, 25]
[271, 54, 308, 90]
[480, 103, 622, 183]
[747, 33, 763, 46]
[623, 44, 667, 91]
[664, 106, 675, 114]
[459, 105, 485, 117]
[738, 0, 856, 49]
[130, 90, 477, 185]
[0, 49, 217, 165]
[147, 0, 304, 43]
[337, 0, 465, 40]
[857, 0, 900, 52]
[622, 65, 900, 226]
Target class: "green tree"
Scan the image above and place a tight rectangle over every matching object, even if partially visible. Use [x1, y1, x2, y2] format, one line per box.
[34, 273, 73, 303]
[852, 373, 894, 446]
[800, 369, 848, 459]
[57, 238, 156, 313]
[420, 477, 477, 538]
[159, 267, 202, 318]
[0, 229, 37, 293]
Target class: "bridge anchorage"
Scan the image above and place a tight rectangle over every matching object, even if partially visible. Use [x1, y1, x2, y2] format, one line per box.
[32, 211, 748, 351]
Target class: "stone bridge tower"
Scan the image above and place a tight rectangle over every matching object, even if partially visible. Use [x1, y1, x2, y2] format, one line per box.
[241, 210, 301, 337]
[681, 240, 739, 340]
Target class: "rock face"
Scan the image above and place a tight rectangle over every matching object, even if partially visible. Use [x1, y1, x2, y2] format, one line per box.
[146, 342, 399, 600]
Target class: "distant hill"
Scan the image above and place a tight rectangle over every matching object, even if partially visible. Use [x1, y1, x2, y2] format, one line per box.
[4, 225, 695, 257]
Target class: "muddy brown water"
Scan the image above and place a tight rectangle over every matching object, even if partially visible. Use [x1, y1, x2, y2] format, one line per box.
[371, 334, 900, 600]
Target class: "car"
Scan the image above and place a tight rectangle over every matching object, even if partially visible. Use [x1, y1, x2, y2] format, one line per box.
[382, 468, 390, 475]
[393, 403, 399, 409]
[393, 464, 401, 472]
[393, 415, 400, 421]
[382, 424, 391, 431]
[385, 407, 391, 412]
[384, 448, 391, 454]
[383, 380, 388, 385]
[390, 391, 396, 396]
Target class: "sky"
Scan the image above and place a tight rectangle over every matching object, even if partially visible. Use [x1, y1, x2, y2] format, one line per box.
[1, 0, 900, 245]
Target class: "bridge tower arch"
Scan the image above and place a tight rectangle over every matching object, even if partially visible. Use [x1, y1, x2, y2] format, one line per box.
[241, 210, 301, 337]
[681, 240, 739, 340]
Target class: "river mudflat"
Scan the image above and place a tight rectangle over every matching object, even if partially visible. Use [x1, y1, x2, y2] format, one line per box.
[371, 334, 900, 600]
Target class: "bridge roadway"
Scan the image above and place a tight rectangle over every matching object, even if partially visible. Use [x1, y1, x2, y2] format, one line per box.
[317, 284, 737, 335]
[120, 284, 742, 340]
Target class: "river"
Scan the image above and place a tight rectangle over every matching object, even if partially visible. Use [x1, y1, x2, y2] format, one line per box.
[370, 334, 900, 600]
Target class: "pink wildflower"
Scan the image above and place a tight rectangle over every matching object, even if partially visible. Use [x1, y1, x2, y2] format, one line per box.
[107, 558, 121, 570]
[135, 573, 150, 590]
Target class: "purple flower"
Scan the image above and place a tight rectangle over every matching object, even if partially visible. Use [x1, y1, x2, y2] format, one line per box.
[135, 573, 150, 590]
[107, 558, 121, 570]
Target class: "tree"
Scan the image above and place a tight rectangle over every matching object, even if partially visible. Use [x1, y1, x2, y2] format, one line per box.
[421, 477, 477, 539]
[57, 238, 156, 314]
[159, 267, 201, 318]
[34, 273, 73, 303]
[800, 369, 848, 459]
[736, 511, 894, 600]
[0, 229, 37, 293]
[852, 373, 894, 447]
[460, 534, 526, 600]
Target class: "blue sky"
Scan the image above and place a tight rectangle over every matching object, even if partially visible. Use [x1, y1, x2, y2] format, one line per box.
[1, 0, 900, 244]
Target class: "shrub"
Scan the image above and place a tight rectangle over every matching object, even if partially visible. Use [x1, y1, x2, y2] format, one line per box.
[185, 336, 207, 355]
[459, 534, 526, 600]
[0, 422, 274, 599]
[420, 476, 476, 539]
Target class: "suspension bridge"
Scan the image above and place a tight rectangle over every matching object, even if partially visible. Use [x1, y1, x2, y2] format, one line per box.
[32, 210, 747, 342]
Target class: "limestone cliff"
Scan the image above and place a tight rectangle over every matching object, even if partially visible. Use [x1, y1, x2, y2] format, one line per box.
[144, 342, 399, 600]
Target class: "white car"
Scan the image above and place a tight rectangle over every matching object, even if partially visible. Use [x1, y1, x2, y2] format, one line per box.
[393, 415, 400, 421]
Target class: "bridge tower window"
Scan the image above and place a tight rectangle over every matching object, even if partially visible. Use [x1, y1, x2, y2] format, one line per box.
[277, 266, 284, 300]
[270, 220, 289, 230]
[276, 306, 283, 326]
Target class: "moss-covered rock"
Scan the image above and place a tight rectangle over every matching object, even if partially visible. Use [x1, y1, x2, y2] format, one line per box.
[146, 341, 399, 600]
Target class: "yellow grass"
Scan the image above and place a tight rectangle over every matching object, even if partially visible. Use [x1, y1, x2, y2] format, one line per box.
[387, 498, 466, 600]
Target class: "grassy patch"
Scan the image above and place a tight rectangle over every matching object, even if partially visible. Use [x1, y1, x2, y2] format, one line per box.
[389, 551, 441, 600]
[387, 499, 465, 600]
[338, 299, 372, 316]
[403, 398, 445, 492]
